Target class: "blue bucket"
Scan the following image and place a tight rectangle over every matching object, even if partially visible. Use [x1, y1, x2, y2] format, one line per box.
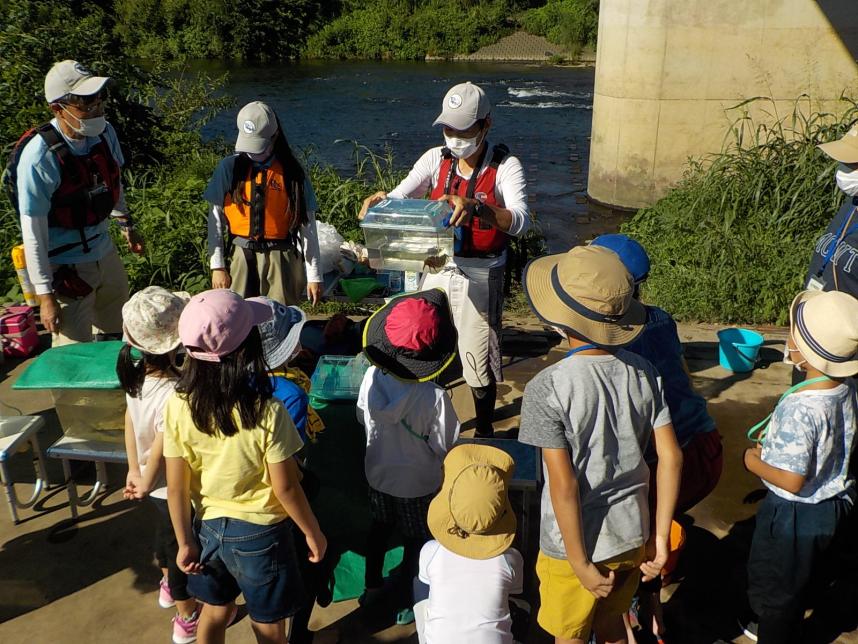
[717, 328, 765, 373]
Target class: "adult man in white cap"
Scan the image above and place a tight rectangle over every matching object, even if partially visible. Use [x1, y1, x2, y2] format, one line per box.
[13, 60, 144, 345]
[204, 101, 323, 305]
[807, 127, 858, 297]
[359, 81, 530, 438]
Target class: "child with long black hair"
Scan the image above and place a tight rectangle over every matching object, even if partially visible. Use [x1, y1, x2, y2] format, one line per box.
[117, 286, 198, 644]
[164, 289, 326, 644]
[204, 101, 323, 306]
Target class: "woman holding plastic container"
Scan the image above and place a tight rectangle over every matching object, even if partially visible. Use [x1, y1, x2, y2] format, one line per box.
[204, 101, 323, 306]
[358, 82, 530, 438]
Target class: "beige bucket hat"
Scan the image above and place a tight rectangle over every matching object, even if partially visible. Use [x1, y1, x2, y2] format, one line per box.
[122, 286, 190, 355]
[427, 444, 517, 560]
[818, 126, 858, 164]
[789, 290, 858, 377]
[523, 245, 645, 347]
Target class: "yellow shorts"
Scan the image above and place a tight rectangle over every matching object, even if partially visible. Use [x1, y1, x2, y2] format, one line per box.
[536, 547, 644, 641]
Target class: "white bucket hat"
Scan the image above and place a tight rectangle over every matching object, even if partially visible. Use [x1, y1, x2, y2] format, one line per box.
[789, 290, 858, 377]
[122, 286, 190, 355]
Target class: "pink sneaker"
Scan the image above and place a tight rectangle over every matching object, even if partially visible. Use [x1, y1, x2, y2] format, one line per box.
[172, 610, 199, 644]
[158, 577, 175, 609]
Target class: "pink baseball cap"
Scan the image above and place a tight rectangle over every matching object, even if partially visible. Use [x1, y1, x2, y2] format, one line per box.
[178, 289, 272, 362]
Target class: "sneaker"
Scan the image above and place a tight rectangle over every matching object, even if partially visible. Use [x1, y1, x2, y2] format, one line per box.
[395, 607, 415, 625]
[158, 577, 175, 609]
[741, 619, 759, 642]
[172, 611, 199, 644]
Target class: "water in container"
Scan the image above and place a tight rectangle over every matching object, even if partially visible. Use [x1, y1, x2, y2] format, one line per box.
[361, 199, 454, 272]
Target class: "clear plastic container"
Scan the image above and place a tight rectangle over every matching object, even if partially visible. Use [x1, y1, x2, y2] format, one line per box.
[310, 354, 371, 402]
[361, 198, 454, 272]
[50, 389, 126, 444]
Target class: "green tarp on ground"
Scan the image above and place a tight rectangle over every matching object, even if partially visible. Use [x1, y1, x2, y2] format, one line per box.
[14, 341, 123, 389]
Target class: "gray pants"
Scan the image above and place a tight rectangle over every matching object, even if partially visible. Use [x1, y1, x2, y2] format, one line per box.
[230, 244, 306, 305]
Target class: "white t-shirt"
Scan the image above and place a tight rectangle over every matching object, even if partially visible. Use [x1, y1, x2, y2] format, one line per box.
[126, 376, 177, 499]
[357, 366, 460, 498]
[387, 144, 530, 270]
[419, 540, 524, 644]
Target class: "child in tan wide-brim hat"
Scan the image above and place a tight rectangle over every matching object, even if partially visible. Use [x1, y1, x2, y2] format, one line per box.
[742, 290, 858, 642]
[518, 245, 683, 644]
[413, 444, 527, 644]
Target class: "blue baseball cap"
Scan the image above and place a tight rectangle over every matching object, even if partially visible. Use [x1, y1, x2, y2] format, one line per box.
[590, 234, 650, 284]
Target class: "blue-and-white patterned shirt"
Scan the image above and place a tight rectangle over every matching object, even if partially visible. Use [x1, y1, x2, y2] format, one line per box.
[762, 380, 857, 503]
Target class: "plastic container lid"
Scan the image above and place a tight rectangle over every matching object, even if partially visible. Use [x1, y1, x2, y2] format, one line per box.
[361, 198, 452, 231]
[309, 354, 370, 403]
[14, 341, 123, 390]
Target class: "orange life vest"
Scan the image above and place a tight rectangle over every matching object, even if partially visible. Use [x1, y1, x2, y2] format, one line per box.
[223, 156, 295, 241]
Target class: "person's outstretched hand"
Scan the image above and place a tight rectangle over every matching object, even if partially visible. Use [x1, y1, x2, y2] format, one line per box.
[358, 191, 387, 220]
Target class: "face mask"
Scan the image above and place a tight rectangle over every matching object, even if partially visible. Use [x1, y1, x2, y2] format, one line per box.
[245, 140, 275, 164]
[782, 338, 806, 369]
[444, 128, 485, 160]
[835, 164, 858, 196]
[61, 105, 106, 137]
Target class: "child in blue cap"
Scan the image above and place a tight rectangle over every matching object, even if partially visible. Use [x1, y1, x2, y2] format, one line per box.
[591, 234, 723, 643]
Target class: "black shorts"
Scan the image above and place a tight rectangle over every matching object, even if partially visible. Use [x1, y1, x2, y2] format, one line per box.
[368, 488, 433, 540]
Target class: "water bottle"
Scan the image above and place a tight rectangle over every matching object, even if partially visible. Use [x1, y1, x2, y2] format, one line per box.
[11, 245, 38, 307]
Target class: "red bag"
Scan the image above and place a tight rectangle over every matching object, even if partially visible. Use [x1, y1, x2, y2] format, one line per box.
[1, 306, 39, 358]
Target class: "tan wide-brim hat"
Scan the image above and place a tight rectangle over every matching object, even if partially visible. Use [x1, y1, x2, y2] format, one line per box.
[523, 245, 646, 347]
[818, 126, 858, 164]
[427, 444, 516, 560]
[789, 290, 858, 378]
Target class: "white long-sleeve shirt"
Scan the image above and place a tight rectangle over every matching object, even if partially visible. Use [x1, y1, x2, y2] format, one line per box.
[387, 144, 530, 270]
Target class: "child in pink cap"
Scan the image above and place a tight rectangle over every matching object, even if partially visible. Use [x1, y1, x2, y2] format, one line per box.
[163, 289, 327, 644]
[358, 288, 461, 624]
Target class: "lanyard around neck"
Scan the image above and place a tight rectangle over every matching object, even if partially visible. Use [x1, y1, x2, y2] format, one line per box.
[566, 344, 597, 358]
[746, 375, 832, 444]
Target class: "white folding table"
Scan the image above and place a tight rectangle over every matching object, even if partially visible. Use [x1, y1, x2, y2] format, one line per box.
[0, 415, 49, 524]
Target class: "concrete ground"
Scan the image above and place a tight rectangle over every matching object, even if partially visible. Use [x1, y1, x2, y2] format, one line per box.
[1, 318, 857, 643]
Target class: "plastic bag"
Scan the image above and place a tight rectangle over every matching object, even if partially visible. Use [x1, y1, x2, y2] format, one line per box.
[316, 221, 345, 275]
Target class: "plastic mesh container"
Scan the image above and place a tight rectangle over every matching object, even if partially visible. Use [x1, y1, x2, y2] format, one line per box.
[14, 341, 125, 444]
[309, 354, 370, 404]
[361, 199, 453, 272]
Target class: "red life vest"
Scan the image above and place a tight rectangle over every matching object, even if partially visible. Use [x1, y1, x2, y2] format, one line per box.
[42, 125, 121, 254]
[429, 144, 510, 258]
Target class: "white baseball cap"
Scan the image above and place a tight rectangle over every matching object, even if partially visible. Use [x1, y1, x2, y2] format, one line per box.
[45, 60, 110, 104]
[235, 101, 279, 154]
[433, 82, 491, 131]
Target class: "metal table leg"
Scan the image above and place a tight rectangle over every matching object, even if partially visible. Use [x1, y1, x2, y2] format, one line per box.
[0, 434, 49, 524]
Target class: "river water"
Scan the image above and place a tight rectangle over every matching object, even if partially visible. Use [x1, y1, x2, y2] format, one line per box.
[200, 60, 596, 251]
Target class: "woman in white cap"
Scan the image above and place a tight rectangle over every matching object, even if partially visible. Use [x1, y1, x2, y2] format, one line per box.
[357, 81, 530, 438]
[743, 290, 858, 643]
[204, 101, 323, 306]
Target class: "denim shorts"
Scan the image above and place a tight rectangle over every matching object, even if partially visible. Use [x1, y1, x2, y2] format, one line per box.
[188, 517, 305, 623]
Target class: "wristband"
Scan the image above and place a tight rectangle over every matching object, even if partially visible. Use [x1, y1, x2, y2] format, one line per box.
[113, 217, 135, 230]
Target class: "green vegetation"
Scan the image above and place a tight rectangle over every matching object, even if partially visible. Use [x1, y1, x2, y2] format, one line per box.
[623, 97, 855, 325]
[305, 0, 518, 60]
[520, 0, 598, 57]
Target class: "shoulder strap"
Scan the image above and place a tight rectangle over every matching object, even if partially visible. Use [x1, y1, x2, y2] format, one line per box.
[489, 143, 509, 169]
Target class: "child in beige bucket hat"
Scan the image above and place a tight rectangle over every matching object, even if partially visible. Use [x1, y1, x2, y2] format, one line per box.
[743, 290, 858, 641]
[115, 286, 200, 643]
[413, 444, 527, 644]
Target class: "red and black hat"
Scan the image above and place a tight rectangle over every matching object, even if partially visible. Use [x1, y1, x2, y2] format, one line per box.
[362, 288, 458, 382]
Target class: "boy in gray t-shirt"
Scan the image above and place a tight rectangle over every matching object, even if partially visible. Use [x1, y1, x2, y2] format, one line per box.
[518, 246, 682, 644]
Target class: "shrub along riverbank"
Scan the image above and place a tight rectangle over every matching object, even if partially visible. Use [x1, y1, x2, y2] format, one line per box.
[622, 97, 855, 326]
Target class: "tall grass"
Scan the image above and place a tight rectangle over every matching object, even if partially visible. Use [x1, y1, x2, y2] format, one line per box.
[622, 96, 858, 325]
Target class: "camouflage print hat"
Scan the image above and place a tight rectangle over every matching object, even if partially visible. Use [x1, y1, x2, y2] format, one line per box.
[122, 286, 190, 355]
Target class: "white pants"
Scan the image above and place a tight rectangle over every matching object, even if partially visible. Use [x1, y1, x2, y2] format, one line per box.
[421, 264, 504, 388]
